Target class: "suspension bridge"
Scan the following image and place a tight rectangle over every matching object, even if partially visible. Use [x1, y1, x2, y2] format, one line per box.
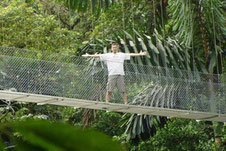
[0, 47, 225, 122]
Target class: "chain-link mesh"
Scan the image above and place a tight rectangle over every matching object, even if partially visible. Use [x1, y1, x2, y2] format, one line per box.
[0, 47, 225, 115]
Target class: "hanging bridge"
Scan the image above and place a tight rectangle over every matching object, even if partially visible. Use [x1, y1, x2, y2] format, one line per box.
[0, 47, 225, 122]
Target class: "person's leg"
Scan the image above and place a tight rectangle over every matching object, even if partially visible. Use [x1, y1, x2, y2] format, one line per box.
[117, 76, 128, 104]
[122, 92, 128, 104]
[106, 91, 111, 103]
[106, 76, 116, 103]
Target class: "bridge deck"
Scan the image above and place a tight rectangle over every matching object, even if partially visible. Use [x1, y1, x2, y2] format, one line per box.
[0, 91, 225, 122]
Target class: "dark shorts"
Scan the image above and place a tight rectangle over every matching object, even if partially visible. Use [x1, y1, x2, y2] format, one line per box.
[107, 75, 126, 92]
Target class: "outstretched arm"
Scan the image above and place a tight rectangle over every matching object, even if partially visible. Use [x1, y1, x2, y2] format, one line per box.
[130, 51, 147, 57]
[82, 53, 101, 58]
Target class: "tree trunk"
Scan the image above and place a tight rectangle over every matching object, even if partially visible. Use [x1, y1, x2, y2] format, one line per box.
[192, 0, 210, 63]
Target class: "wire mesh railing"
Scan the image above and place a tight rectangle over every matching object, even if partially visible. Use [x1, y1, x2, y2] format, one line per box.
[0, 47, 225, 114]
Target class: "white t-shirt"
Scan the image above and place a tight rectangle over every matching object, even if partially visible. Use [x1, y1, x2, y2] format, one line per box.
[100, 53, 130, 76]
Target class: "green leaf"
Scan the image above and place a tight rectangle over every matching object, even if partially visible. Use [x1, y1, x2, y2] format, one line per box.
[91, 0, 97, 13]
[60, 0, 114, 14]
[197, 61, 208, 73]
[123, 30, 134, 40]
[0, 140, 6, 151]
[83, 0, 89, 12]
[208, 52, 217, 73]
[144, 35, 159, 54]
[105, 0, 109, 9]
[156, 39, 167, 67]
[78, 0, 83, 12]
[132, 116, 138, 135]
[129, 40, 143, 65]
[151, 52, 159, 66]
[2, 120, 125, 151]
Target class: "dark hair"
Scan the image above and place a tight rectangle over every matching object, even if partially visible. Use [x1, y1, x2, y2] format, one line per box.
[112, 42, 119, 46]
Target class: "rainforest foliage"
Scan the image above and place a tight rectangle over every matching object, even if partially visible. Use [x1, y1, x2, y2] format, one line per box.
[0, 0, 225, 150]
